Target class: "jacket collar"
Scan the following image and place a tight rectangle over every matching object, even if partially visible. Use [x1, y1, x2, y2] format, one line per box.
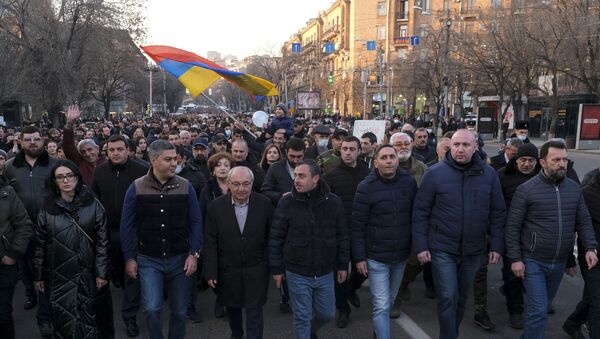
[291, 178, 330, 202]
[146, 169, 181, 191]
[12, 150, 50, 168]
[538, 169, 566, 186]
[443, 150, 485, 175]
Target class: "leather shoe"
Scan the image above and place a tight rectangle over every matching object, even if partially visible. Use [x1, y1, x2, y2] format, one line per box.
[474, 311, 496, 331]
[188, 308, 202, 323]
[425, 284, 437, 299]
[24, 297, 37, 310]
[390, 299, 401, 319]
[336, 310, 350, 328]
[509, 313, 523, 329]
[126, 320, 139, 337]
[562, 321, 586, 339]
[214, 299, 226, 318]
[348, 290, 361, 308]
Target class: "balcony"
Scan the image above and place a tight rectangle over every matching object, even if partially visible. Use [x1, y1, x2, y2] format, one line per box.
[301, 41, 315, 53]
[322, 25, 339, 39]
[393, 36, 410, 46]
[395, 11, 409, 21]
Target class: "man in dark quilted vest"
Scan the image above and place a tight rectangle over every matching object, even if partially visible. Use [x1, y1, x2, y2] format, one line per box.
[120, 140, 203, 339]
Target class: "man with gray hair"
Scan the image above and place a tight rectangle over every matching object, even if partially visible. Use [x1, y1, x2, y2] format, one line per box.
[120, 140, 203, 339]
[63, 105, 106, 185]
[204, 166, 274, 339]
[489, 137, 523, 171]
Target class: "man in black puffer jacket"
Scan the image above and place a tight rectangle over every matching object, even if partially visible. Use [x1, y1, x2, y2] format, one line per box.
[323, 136, 370, 328]
[352, 144, 417, 339]
[269, 159, 349, 339]
[505, 140, 598, 339]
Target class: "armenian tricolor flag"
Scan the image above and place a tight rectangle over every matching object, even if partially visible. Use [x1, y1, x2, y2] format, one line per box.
[141, 45, 279, 97]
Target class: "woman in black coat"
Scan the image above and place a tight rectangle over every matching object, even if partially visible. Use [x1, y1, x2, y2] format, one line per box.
[33, 160, 110, 339]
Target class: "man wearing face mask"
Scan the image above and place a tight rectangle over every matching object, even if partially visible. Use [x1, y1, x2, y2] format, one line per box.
[510, 121, 531, 143]
[304, 125, 332, 160]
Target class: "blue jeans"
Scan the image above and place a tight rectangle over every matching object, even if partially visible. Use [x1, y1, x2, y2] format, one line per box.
[286, 271, 335, 339]
[138, 254, 190, 339]
[431, 250, 483, 339]
[521, 258, 565, 339]
[367, 259, 406, 339]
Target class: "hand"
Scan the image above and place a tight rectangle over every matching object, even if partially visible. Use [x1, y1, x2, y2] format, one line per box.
[356, 261, 368, 277]
[488, 251, 501, 264]
[417, 251, 431, 264]
[337, 270, 348, 283]
[184, 255, 198, 277]
[207, 279, 217, 288]
[96, 277, 107, 289]
[126, 259, 138, 279]
[586, 250, 598, 270]
[511, 261, 525, 278]
[63, 105, 81, 125]
[272, 274, 284, 288]
[35, 281, 45, 293]
[565, 266, 577, 277]
[1, 256, 16, 265]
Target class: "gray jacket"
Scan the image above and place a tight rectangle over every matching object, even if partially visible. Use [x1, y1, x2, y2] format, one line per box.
[505, 171, 597, 264]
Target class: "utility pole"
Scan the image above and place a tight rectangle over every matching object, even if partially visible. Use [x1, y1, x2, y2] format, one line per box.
[148, 65, 153, 117]
[162, 69, 167, 114]
[443, 15, 452, 121]
[378, 47, 384, 115]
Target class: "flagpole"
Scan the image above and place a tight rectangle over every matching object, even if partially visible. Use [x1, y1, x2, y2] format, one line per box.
[201, 93, 257, 138]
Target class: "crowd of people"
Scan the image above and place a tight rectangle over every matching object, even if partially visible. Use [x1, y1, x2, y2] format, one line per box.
[0, 102, 598, 339]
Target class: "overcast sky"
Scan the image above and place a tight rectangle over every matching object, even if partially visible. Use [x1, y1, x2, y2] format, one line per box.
[145, 0, 332, 59]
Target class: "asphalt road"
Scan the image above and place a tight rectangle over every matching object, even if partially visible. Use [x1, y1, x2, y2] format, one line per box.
[11, 142, 598, 339]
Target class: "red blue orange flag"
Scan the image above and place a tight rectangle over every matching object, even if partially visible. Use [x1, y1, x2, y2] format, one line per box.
[141, 45, 279, 97]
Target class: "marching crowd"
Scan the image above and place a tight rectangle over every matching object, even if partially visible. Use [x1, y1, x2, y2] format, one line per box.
[0, 103, 599, 339]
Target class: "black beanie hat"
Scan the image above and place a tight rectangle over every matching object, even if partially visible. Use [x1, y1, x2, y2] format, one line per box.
[516, 143, 538, 160]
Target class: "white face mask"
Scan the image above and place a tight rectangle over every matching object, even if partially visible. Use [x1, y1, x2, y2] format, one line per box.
[175, 165, 183, 174]
[426, 128, 432, 134]
[517, 134, 526, 141]
[225, 130, 232, 138]
[318, 139, 329, 148]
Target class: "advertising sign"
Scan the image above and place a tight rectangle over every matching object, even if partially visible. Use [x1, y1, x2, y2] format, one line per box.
[576, 104, 600, 150]
[297, 91, 321, 110]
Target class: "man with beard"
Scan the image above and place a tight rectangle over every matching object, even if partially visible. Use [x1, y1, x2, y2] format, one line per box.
[412, 128, 437, 164]
[496, 143, 540, 329]
[231, 139, 265, 192]
[388, 132, 430, 317]
[62, 105, 106, 185]
[91, 134, 149, 337]
[180, 138, 210, 193]
[506, 140, 598, 338]
[3, 125, 58, 338]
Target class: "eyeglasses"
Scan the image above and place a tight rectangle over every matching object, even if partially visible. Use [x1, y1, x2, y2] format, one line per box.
[55, 173, 77, 182]
[230, 181, 252, 188]
[22, 137, 43, 143]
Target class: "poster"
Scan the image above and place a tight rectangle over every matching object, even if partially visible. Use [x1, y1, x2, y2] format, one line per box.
[352, 120, 386, 144]
[580, 105, 600, 140]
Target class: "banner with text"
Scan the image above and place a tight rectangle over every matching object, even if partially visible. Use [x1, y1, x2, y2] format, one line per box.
[353, 120, 386, 144]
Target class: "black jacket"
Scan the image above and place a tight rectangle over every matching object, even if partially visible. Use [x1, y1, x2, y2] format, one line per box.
[199, 177, 226, 221]
[497, 158, 540, 208]
[179, 160, 207, 200]
[0, 177, 33, 260]
[582, 170, 600, 241]
[3, 150, 58, 222]
[260, 160, 294, 205]
[203, 193, 273, 308]
[91, 159, 148, 231]
[352, 169, 417, 264]
[34, 188, 109, 339]
[489, 152, 508, 171]
[323, 161, 370, 226]
[234, 157, 265, 193]
[505, 171, 598, 264]
[269, 180, 349, 277]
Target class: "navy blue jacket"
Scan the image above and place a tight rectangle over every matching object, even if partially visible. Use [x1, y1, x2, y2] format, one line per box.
[266, 116, 294, 137]
[352, 169, 417, 264]
[412, 151, 506, 256]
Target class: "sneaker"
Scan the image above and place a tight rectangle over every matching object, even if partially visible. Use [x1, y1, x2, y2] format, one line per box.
[398, 284, 410, 302]
[562, 321, 586, 339]
[126, 320, 140, 337]
[279, 300, 290, 314]
[336, 310, 350, 328]
[188, 308, 202, 323]
[24, 297, 37, 310]
[509, 313, 523, 329]
[348, 290, 361, 308]
[390, 299, 402, 319]
[474, 311, 496, 331]
[425, 284, 437, 299]
[214, 299, 226, 318]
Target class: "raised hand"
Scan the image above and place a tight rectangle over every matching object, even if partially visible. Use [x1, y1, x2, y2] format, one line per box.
[64, 105, 81, 125]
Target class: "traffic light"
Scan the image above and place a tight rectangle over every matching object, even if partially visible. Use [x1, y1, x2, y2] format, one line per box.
[328, 71, 333, 84]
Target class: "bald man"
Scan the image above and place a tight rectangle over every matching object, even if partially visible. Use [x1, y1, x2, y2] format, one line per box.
[412, 129, 506, 339]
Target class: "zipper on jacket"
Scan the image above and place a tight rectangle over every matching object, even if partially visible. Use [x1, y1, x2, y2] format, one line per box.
[553, 185, 562, 263]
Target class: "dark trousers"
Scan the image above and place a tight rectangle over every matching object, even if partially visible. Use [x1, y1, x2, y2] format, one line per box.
[0, 264, 18, 339]
[226, 306, 263, 339]
[109, 230, 140, 324]
[335, 263, 365, 313]
[473, 259, 488, 313]
[17, 241, 35, 299]
[94, 284, 114, 338]
[401, 255, 434, 288]
[565, 243, 600, 337]
[501, 255, 524, 314]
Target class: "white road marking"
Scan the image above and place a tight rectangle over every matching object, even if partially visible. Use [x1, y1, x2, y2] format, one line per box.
[394, 312, 432, 339]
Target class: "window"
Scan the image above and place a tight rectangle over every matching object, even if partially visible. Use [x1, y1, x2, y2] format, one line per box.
[465, 21, 474, 36]
[463, 0, 475, 11]
[399, 25, 408, 37]
[377, 26, 386, 40]
[491, 0, 502, 6]
[398, 0, 409, 19]
[377, 2, 386, 16]
[420, 23, 428, 37]
[422, 0, 430, 12]
[443, 0, 450, 12]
